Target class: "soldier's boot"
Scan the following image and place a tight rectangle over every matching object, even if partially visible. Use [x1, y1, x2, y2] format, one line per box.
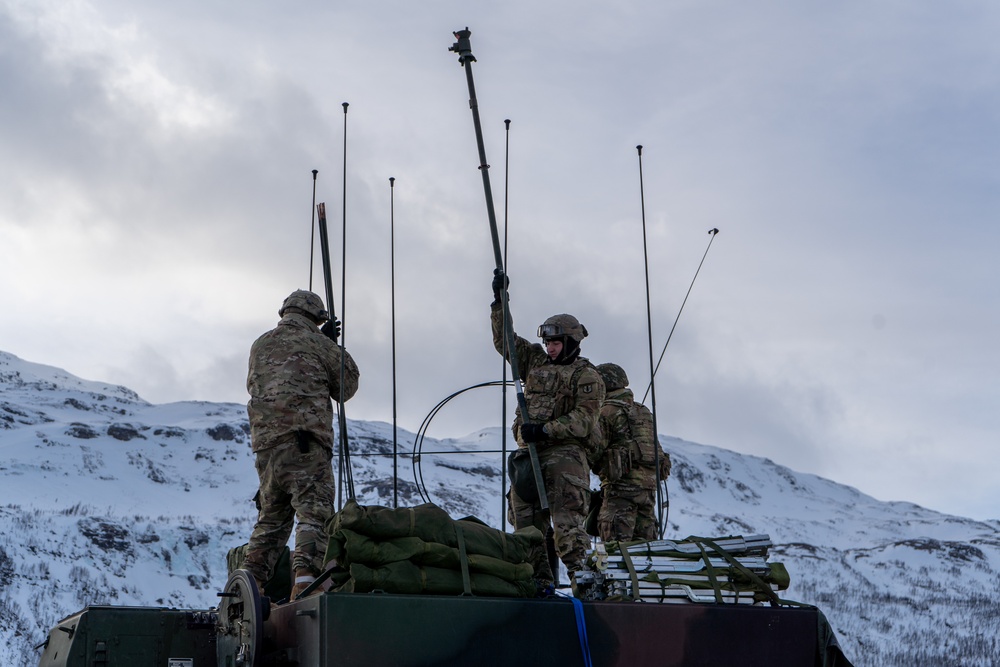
[242, 548, 271, 594]
[567, 560, 588, 598]
[290, 568, 318, 600]
[528, 544, 554, 592]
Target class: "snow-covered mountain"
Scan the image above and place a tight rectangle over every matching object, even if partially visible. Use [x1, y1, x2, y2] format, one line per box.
[1, 350, 997, 666]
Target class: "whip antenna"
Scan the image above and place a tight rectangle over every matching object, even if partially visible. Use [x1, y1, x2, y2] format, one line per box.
[338, 102, 355, 503]
[642, 227, 720, 404]
[501, 118, 511, 528]
[390, 176, 399, 508]
[636, 145, 666, 536]
[309, 169, 318, 291]
[450, 28, 548, 509]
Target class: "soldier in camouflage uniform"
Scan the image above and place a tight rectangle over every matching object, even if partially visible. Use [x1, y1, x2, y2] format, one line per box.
[491, 271, 605, 584]
[244, 290, 360, 598]
[594, 363, 671, 543]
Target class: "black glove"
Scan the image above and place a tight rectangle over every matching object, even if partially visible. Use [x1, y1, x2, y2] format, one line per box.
[658, 451, 672, 480]
[491, 268, 509, 305]
[520, 422, 548, 444]
[321, 318, 341, 343]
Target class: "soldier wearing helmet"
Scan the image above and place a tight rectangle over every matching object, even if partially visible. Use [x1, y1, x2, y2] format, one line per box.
[593, 362, 671, 543]
[490, 271, 605, 585]
[244, 289, 360, 599]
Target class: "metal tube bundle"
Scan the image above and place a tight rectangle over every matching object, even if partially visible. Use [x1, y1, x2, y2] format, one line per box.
[575, 534, 790, 604]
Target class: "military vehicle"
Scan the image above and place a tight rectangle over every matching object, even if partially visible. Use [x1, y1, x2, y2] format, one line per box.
[36, 580, 844, 666]
[37, 487, 850, 665]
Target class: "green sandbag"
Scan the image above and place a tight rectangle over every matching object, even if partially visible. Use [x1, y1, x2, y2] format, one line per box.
[325, 500, 542, 566]
[333, 529, 534, 581]
[339, 561, 536, 598]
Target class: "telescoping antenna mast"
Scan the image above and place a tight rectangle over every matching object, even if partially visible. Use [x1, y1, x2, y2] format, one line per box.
[449, 28, 548, 510]
[316, 200, 355, 507]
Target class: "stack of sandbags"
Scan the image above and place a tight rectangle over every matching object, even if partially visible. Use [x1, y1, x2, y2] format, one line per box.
[323, 500, 543, 598]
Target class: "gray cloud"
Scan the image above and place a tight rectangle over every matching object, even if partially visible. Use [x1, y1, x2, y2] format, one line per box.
[1, 0, 998, 521]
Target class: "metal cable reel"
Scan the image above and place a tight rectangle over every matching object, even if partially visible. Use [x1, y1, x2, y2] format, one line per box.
[411, 380, 511, 504]
[216, 569, 269, 667]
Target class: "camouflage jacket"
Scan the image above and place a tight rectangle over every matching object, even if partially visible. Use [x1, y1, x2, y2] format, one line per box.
[247, 313, 360, 452]
[491, 304, 604, 455]
[598, 387, 670, 486]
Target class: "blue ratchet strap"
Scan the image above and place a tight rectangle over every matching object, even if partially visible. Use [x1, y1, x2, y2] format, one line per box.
[556, 591, 594, 667]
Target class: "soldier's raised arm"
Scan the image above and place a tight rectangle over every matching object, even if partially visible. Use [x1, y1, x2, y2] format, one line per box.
[489, 270, 545, 375]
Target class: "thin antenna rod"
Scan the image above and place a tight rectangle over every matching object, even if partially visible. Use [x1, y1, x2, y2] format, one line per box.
[338, 102, 355, 503]
[501, 118, 511, 529]
[390, 176, 398, 509]
[636, 145, 665, 536]
[309, 170, 318, 290]
[642, 227, 720, 404]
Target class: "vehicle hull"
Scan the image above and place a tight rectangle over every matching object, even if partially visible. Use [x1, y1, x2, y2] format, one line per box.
[38, 593, 827, 666]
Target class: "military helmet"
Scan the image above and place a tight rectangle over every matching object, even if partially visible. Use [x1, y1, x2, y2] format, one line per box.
[278, 290, 330, 322]
[537, 313, 588, 343]
[596, 363, 629, 391]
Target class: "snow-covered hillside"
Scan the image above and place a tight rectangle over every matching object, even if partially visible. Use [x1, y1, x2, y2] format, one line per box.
[1, 351, 997, 666]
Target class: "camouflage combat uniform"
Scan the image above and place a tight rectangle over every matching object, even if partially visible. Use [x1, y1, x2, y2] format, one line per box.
[244, 311, 360, 586]
[491, 304, 605, 581]
[596, 386, 670, 543]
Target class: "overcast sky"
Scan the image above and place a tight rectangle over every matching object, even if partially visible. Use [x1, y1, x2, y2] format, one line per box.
[2, 0, 998, 522]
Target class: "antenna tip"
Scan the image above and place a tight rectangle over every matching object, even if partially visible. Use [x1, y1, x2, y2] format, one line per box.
[389, 177, 395, 185]
[312, 169, 318, 176]
[709, 228, 719, 234]
[636, 145, 643, 153]
[342, 102, 349, 111]
[504, 119, 511, 126]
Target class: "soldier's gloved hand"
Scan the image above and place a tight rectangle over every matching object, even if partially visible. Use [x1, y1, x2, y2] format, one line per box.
[321, 318, 341, 343]
[520, 422, 548, 444]
[492, 269, 509, 305]
[658, 451, 672, 480]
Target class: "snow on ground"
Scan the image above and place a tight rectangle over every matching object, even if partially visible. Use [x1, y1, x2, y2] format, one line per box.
[2, 350, 999, 666]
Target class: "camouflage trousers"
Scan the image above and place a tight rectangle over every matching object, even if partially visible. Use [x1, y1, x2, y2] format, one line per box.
[244, 434, 336, 585]
[598, 481, 657, 543]
[508, 444, 592, 582]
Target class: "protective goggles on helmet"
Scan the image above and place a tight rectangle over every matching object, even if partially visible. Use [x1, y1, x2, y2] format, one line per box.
[537, 323, 566, 338]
